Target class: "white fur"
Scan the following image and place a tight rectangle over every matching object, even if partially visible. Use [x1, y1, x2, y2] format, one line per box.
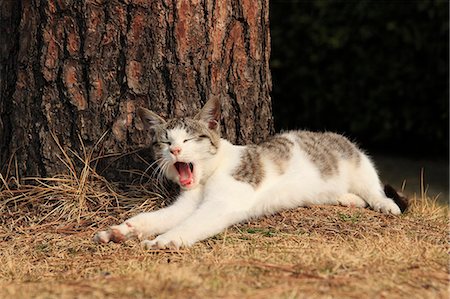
[94, 129, 401, 249]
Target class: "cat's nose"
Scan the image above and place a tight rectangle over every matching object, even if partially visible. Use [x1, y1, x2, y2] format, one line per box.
[170, 146, 181, 156]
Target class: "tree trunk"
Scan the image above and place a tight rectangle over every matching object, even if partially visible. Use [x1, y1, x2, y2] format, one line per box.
[0, 0, 273, 181]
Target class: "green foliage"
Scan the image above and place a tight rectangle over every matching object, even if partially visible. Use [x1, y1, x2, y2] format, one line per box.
[337, 212, 361, 223]
[270, 0, 448, 156]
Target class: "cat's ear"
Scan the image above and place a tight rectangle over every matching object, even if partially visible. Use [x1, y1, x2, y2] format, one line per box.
[136, 107, 166, 130]
[194, 98, 221, 131]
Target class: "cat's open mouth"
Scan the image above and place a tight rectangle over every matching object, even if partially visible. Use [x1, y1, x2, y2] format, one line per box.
[174, 162, 194, 188]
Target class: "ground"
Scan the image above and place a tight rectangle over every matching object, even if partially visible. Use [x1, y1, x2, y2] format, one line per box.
[0, 174, 448, 299]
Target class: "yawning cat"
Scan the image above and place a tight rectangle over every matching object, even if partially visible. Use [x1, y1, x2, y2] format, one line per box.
[94, 99, 404, 249]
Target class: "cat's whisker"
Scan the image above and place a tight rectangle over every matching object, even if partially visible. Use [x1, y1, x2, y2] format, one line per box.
[151, 160, 167, 181]
[150, 158, 167, 185]
[140, 157, 164, 184]
[148, 157, 169, 181]
[158, 160, 171, 184]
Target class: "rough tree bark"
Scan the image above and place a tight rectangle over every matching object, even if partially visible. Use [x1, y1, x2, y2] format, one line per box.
[0, 0, 273, 180]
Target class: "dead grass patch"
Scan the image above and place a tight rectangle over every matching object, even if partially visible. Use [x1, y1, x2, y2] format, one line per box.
[0, 164, 448, 298]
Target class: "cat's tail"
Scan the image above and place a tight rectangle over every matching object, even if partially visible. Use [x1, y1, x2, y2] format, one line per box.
[384, 184, 409, 213]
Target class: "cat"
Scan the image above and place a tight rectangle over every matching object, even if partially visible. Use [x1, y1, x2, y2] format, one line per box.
[94, 99, 405, 249]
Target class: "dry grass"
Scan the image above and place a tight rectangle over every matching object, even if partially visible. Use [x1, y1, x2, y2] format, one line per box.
[0, 148, 448, 298]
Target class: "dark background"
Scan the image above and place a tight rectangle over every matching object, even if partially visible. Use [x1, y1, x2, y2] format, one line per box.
[270, 0, 448, 158]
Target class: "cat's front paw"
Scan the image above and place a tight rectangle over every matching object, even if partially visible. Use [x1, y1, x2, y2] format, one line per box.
[93, 230, 112, 243]
[141, 235, 184, 250]
[93, 228, 124, 243]
[93, 222, 136, 243]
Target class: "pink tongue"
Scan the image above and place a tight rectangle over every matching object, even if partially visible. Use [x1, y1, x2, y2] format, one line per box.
[177, 163, 193, 186]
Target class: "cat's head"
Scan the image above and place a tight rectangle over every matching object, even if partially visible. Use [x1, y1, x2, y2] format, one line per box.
[137, 99, 221, 190]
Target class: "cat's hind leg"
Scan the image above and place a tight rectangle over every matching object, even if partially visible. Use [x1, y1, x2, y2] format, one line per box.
[365, 192, 401, 215]
[337, 193, 367, 208]
[350, 157, 401, 215]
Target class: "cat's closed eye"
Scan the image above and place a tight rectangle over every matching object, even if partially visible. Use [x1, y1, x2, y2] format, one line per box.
[183, 137, 196, 143]
[183, 135, 208, 143]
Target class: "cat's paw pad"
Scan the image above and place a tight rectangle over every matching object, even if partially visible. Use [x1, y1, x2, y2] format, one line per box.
[141, 238, 180, 250]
